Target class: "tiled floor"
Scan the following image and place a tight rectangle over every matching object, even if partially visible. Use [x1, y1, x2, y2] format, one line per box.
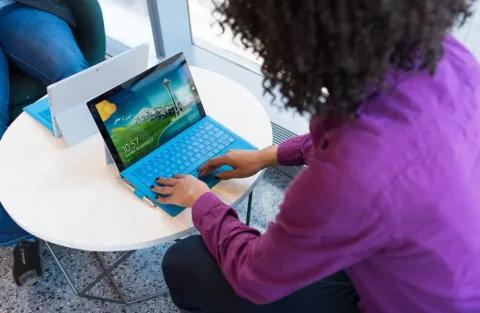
[0, 169, 291, 313]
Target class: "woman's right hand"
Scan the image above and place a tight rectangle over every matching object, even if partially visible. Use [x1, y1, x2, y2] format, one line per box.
[198, 146, 278, 180]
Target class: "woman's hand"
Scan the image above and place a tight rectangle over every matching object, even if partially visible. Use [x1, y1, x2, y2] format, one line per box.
[152, 175, 210, 208]
[198, 146, 279, 180]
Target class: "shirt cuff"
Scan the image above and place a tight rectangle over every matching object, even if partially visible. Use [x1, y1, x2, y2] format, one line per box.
[192, 192, 225, 230]
[277, 136, 305, 166]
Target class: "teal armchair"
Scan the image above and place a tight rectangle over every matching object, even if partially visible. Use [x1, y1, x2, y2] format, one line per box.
[9, 0, 106, 122]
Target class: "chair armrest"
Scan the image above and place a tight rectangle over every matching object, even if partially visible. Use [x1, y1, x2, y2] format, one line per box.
[67, 0, 106, 65]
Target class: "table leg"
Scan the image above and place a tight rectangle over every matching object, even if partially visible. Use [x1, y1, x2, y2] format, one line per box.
[92, 252, 127, 303]
[246, 191, 253, 226]
[78, 250, 135, 297]
[44, 241, 78, 295]
[44, 241, 169, 305]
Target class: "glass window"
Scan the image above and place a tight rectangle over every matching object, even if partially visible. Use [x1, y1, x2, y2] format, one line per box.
[98, 0, 157, 59]
[465, 8, 480, 60]
[188, 0, 262, 71]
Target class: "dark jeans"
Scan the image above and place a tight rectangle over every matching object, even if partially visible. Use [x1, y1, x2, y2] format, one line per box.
[162, 235, 361, 313]
[0, 3, 89, 247]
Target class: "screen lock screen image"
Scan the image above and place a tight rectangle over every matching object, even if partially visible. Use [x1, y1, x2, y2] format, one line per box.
[95, 61, 202, 168]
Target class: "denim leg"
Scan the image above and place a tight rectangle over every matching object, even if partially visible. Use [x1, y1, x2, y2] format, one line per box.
[0, 48, 29, 246]
[0, 5, 89, 86]
[0, 202, 31, 248]
[0, 49, 25, 248]
[0, 5, 89, 247]
[0, 46, 8, 139]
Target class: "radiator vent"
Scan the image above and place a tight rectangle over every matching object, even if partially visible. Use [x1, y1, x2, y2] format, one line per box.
[271, 122, 297, 145]
[271, 122, 303, 178]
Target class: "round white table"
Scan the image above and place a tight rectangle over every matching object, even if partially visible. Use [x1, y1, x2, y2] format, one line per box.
[0, 67, 272, 304]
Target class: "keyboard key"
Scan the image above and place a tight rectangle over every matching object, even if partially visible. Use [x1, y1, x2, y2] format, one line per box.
[133, 170, 141, 178]
[217, 134, 228, 142]
[39, 109, 52, 123]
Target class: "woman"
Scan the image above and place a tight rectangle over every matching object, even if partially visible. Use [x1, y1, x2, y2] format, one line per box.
[0, 0, 89, 286]
[155, 0, 480, 312]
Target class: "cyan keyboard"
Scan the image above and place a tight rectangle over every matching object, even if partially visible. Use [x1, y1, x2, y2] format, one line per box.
[133, 121, 235, 185]
[39, 109, 52, 123]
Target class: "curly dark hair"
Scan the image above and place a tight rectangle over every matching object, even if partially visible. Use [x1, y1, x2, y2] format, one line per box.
[212, 0, 475, 118]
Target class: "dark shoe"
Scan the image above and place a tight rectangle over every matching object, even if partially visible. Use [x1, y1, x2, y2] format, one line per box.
[13, 239, 42, 286]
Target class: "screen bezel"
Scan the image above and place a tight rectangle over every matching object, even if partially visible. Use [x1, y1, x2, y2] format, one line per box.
[87, 52, 206, 172]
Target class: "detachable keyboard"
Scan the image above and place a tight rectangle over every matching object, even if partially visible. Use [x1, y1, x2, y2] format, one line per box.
[38, 109, 52, 123]
[132, 121, 236, 186]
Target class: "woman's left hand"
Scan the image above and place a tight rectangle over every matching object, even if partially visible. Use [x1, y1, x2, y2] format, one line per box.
[152, 174, 211, 208]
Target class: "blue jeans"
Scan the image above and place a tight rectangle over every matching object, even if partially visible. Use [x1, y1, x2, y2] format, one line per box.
[0, 4, 89, 247]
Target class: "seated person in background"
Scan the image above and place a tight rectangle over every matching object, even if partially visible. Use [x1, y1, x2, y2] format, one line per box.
[155, 0, 480, 313]
[0, 0, 89, 286]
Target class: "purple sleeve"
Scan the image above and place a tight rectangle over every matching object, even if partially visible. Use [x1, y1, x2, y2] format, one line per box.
[276, 134, 313, 166]
[192, 159, 390, 305]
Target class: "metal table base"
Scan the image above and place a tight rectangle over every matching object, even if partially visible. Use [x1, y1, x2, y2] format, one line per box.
[45, 192, 254, 304]
[45, 242, 168, 304]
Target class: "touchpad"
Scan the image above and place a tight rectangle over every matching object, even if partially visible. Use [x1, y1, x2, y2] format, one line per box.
[190, 165, 233, 188]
